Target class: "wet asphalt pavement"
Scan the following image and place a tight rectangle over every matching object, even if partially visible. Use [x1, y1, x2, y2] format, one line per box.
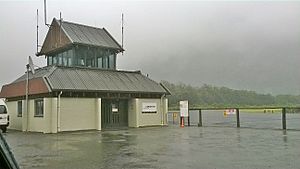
[3, 125, 300, 169]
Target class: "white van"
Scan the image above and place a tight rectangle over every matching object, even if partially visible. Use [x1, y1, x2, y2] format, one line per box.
[0, 99, 9, 133]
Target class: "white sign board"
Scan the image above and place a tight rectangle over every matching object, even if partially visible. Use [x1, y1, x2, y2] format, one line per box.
[180, 100, 189, 117]
[112, 104, 118, 113]
[142, 103, 157, 113]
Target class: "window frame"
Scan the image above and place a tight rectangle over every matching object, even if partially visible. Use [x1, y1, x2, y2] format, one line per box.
[58, 53, 63, 65]
[97, 57, 103, 68]
[103, 56, 108, 69]
[0, 105, 7, 114]
[108, 54, 115, 69]
[47, 56, 53, 66]
[63, 51, 68, 66]
[17, 100, 22, 117]
[34, 98, 44, 118]
[53, 55, 57, 64]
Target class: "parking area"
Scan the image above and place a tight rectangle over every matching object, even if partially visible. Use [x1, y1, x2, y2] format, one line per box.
[3, 126, 300, 169]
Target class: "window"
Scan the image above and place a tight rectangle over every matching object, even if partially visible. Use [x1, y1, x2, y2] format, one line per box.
[103, 56, 108, 69]
[108, 54, 115, 69]
[48, 56, 53, 66]
[80, 58, 85, 66]
[58, 53, 62, 65]
[63, 51, 68, 66]
[86, 58, 92, 67]
[53, 56, 57, 64]
[34, 99, 44, 117]
[67, 49, 73, 58]
[63, 57, 68, 66]
[17, 101, 22, 117]
[0, 105, 7, 114]
[97, 57, 103, 68]
[68, 57, 72, 66]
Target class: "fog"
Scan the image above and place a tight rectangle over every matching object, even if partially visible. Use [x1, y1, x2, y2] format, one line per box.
[0, 1, 299, 95]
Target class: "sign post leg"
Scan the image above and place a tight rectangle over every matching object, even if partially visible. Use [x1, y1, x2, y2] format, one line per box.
[198, 109, 202, 127]
[236, 108, 240, 128]
[180, 117, 184, 128]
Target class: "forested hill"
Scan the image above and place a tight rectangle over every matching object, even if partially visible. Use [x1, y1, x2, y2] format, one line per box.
[161, 81, 300, 108]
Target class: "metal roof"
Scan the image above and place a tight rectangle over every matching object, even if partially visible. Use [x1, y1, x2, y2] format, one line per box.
[13, 66, 55, 83]
[8, 66, 168, 94]
[59, 19, 124, 51]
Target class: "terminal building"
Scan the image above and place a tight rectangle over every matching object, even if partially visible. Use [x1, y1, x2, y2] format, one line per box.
[0, 18, 170, 133]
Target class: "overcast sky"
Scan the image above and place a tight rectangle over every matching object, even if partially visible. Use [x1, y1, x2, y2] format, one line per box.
[0, 0, 300, 95]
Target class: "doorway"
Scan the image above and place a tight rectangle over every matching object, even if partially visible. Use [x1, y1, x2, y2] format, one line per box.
[101, 99, 128, 129]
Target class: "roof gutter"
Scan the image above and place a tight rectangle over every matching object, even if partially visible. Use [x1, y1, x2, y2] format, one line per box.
[102, 28, 125, 52]
[159, 83, 172, 95]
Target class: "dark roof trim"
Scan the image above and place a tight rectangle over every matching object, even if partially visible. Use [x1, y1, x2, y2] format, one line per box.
[37, 42, 122, 56]
[36, 43, 73, 56]
[102, 28, 124, 52]
[50, 89, 168, 95]
[52, 65, 142, 74]
[72, 42, 123, 52]
[159, 83, 172, 95]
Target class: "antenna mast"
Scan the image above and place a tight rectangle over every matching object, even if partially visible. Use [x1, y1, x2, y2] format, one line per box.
[36, 9, 39, 53]
[44, 0, 49, 26]
[59, 12, 62, 44]
[121, 13, 124, 55]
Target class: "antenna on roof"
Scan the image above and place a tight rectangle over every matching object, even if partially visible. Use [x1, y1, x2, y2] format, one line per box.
[121, 13, 124, 55]
[59, 12, 62, 44]
[36, 9, 39, 54]
[44, 0, 50, 27]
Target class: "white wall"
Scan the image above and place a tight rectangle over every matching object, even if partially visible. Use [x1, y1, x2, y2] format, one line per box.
[163, 97, 168, 125]
[96, 98, 101, 131]
[6, 99, 47, 132]
[59, 98, 97, 131]
[6, 101, 22, 130]
[6, 96, 168, 133]
[128, 97, 168, 127]
[128, 99, 138, 127]
[27, 99, 48, 133]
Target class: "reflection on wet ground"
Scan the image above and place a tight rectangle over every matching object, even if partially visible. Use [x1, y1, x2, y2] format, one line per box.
[3, 126, 300, 169]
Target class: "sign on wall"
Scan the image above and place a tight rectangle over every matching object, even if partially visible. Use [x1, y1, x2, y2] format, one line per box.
[142, 103, 157, 113]
[112, 104, 118, 113]
[180, 100, 189, 117]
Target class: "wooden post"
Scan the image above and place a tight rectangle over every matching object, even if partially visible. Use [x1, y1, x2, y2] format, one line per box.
[198, 109, 202, 127]
[236, 108, 240, 128]
[180, 116, 182, 126]
[282, 108, 286, 130]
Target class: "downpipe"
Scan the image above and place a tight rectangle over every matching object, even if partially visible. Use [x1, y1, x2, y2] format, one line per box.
[160, 94, 166, 126]
[57, 91, 62, 133]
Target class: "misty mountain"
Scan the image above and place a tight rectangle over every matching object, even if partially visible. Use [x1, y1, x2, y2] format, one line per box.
[162, 81, 300, 108]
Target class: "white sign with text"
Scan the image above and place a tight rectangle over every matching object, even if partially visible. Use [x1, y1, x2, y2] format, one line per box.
[142, 103, 157, 113]
[180, 100, 189, 117]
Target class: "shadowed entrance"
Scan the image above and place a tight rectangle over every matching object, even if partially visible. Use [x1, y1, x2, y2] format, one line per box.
[101, 99, 128, 129]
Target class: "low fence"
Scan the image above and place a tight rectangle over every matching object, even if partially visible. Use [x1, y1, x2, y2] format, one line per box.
[168, 107, 300, 130]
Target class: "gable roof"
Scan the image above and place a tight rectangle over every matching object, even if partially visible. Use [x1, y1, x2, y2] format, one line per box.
[0, 66, 169, 98]
[37, 18, 124, 56]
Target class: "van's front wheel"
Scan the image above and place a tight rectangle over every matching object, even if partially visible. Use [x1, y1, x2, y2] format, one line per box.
[1, 126, 7, 133]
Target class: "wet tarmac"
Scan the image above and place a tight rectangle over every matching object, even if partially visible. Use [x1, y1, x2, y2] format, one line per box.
[3, 125, 300, 169]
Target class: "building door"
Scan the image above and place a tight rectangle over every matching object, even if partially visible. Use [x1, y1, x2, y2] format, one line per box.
[101, 99, 128, 128]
